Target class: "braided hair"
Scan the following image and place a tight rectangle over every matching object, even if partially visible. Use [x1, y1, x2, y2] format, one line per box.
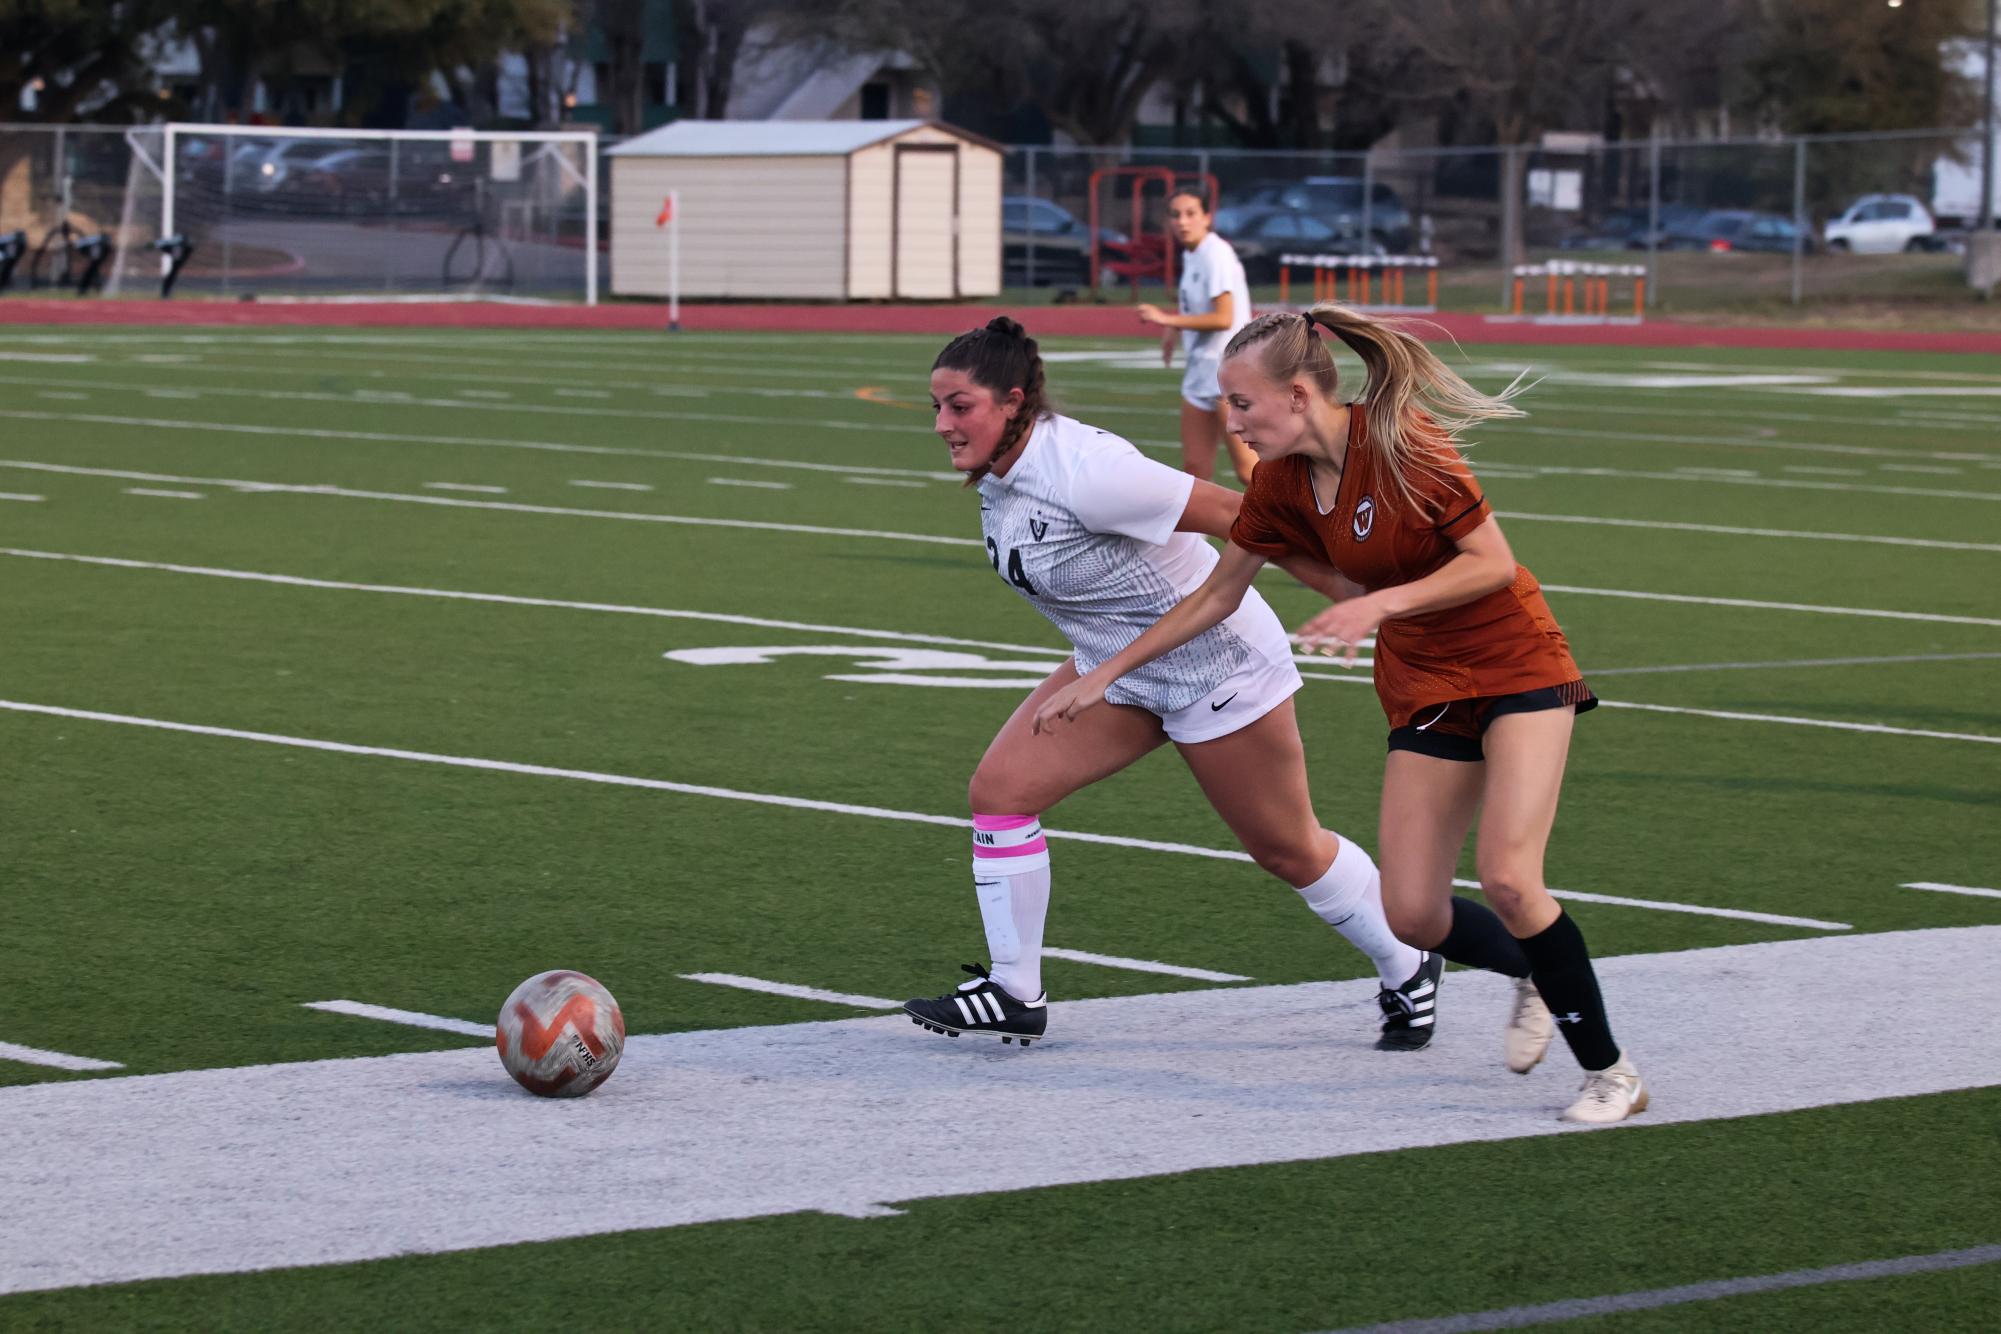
[931, 316, 1051, 484]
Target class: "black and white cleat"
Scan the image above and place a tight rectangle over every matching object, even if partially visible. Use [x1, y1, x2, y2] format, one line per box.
[1374, 950, 1443, 1052]
[904, 964, 1047, 1048]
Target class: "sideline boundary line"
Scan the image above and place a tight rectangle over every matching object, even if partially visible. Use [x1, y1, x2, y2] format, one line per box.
[0, 698, 1854, 932]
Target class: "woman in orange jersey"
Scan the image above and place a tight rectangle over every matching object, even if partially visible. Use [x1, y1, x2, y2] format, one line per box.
[1031, 304, 1646, 1125]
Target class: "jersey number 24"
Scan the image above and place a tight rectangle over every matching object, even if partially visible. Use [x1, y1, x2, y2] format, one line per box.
[986, 538, 1039, 596]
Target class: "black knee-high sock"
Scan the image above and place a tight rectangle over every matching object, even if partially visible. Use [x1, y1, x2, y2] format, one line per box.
[1436, 896, 1532, 978]
[1519, 910, 1620, 1071]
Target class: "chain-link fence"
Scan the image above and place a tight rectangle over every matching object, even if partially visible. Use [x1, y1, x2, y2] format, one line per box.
[1002, 128, 1994, 313]
[4, 121, 1992, 309]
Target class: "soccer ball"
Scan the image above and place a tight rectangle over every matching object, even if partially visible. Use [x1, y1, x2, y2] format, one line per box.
[495, 970, 625, 1097]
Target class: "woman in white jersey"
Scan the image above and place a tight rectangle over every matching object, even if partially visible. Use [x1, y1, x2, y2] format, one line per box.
[902, 317, 1442, 1051]
[1138, 189, 1256, 485]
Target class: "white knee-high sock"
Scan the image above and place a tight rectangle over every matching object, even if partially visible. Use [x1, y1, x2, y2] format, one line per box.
[1296, 835, 1421, 987]
[972, 813, 1051, 1002]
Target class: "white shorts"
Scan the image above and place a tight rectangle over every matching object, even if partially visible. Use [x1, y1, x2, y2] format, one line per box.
[1151, 645, 1303, 745]
[1180, 355, 1222, 412]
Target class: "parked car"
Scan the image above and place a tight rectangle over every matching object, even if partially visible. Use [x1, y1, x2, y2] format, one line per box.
[1823, 194, 1939, 253]
[1218, 205, 1384, 281]
[1661, 210, 1815, 254]
[1234, 177, 1414, 252]
[1002, 196, 1126, 286]
[1559, 204, 1707, 250]
[290, 146, 469, 216]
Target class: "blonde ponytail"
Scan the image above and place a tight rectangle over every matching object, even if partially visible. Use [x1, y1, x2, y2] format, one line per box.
[1224, 303, 1527, 513]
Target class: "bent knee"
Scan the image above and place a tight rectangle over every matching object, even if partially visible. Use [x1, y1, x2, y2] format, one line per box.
[1252, 844, 1326, 889]
[967, 769, 1040, 818]
[1383, 894, 1448, 949]
[1476, 866, 1546, 923]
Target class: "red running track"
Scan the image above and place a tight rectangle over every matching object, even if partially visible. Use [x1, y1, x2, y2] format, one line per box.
[2, 298, 1999, 354]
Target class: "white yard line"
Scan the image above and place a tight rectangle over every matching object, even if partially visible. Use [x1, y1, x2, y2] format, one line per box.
[0, 493, 43, 503]
[0, 549, 1058, 654]
[844, 476, 929, 488]
[20, 462, 2001, 624]
[421, 482, 508, 494]
[708, 477, 794, 490]
[1495, 510, 2000, 554]
[13, 374, 2001, 493]
[1878, 464, 1963, 476]
[1506, 461, 2001, 504]
[1781, 465, 1867, 476]
[0, 698, 1856, 931]
[1504, 421, 1998, 466]
[677, 974, 901, 1010]
[1600, 700, 2001, 746]
[1039, 948, 1252, 983]
[300, 1000, 490, 1039]
[0, 461, 981, 548]
[34, 390, 88, 401]
[1901, 881, 2001, 901]
[0, 408, 957, 479]
[0, 1041, 122, 1072]
[1461, 882, 1844, 932]
[1540, 582, 2001, 629]
[569, 480, 654, 492]
[1585, 651, 2001, 677]
[0, 372, 903, 435]
[122, 488, 204, 500]
[8, 406, 1975, 522]
[6, 547, 1989, 756]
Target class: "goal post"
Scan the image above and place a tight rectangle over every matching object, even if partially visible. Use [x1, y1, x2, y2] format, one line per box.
[143, 122, 598, 304]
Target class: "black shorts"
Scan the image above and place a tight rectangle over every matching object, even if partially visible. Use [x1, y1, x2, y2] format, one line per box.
[1386, 681, 1598, 763]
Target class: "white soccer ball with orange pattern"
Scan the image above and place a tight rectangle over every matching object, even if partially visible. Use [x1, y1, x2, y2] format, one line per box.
[495, 970, 625, 1097]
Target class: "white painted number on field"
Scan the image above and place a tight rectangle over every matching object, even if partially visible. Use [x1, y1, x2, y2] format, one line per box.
[663, 644, 1065, 689]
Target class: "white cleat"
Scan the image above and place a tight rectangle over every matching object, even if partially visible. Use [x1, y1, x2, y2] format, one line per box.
[1505, 977, 1554, 1074]
[1561, 1054, 1649, 1124]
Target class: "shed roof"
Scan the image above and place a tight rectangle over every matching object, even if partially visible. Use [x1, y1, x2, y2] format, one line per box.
[606, 119, 999, 158]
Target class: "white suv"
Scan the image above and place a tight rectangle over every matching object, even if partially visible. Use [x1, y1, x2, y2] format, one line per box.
[1823, 195, 1938, 253]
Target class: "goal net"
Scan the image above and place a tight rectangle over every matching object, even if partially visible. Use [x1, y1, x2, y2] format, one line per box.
[112, 123, 598, 303]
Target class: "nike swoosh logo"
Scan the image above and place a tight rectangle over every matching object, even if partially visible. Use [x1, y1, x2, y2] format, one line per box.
[1414, 703, 1451, 731]
[1210, 692, 1239, 712]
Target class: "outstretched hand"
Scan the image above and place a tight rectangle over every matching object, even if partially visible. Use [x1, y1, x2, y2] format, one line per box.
[1136, 302, 1169, 327]
[1031, 674, 1108, 734]
[1294, 596, 1384, 667]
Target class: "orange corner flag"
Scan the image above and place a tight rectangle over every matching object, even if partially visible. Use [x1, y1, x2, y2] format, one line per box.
[655, 197, 674, 227]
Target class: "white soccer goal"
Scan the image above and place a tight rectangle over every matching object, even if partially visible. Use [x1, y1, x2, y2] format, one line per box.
[111, 123, 598, 303]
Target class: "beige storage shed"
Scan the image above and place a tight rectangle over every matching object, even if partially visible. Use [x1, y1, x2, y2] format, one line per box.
[608, 120, 1003, 300]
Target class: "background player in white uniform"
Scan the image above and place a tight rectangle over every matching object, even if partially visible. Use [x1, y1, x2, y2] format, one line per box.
[903, 317, 1442, 1052]
[1139, 190, 1256, 485]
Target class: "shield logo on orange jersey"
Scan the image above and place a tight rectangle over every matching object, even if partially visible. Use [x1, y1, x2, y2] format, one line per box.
[1353, 495, 1376, 541]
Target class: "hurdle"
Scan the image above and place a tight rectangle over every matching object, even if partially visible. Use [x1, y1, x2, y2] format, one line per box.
[1500, 260, 1646, 325]
[1278, 254, 1438, 313]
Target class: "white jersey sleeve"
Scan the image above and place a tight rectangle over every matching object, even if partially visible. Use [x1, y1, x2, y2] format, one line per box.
[1067, 446, 1195, 547]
